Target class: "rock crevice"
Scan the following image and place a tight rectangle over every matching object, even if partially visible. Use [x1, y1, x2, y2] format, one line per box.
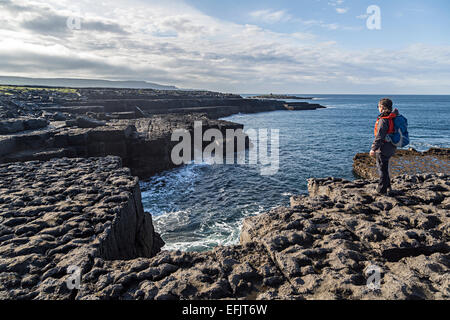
[3, 168, 446, 300]
[0, 156, 164, 299]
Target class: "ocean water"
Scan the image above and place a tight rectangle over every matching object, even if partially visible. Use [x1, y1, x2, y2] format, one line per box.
[140, 95, 450, 252]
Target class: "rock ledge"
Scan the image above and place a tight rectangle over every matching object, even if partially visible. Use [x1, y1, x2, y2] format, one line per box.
[3, 170, 446, 300]
[0, 156, 163, 299]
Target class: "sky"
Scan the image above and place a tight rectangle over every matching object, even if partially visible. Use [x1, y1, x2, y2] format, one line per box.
[0, 0, 449, 94]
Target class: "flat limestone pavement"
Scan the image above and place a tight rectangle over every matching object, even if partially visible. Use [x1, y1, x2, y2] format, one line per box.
[0, 157, 448, 299]
[79, 173, 449, 300]
[0, 156, 163, 299]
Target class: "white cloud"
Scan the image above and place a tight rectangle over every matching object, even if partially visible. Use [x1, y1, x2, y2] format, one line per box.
[336, 8, 349, 14]
[299, 18, 341, 31]
[0, 0, 448, 93]
[328, 0, 345, 7]
[329, 0, 348, 14]
[249, 9, 292, 24]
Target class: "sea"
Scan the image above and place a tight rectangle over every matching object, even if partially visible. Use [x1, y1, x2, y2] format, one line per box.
[140, 94, 450, 252]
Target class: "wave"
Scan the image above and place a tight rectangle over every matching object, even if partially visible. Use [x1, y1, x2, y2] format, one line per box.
[157, 217, 241, 251]
[153, 203, 268, 251]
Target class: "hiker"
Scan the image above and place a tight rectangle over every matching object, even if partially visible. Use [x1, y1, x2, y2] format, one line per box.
[370, 98, 398, 195]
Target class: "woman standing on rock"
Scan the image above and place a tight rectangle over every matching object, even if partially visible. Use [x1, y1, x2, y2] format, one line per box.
[370, 98, 398, 195]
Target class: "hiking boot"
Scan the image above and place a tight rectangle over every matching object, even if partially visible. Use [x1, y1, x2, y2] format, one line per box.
[375, 186, 387, 195]
[386, 188, 397, 197]
[376, 188, 395, 197]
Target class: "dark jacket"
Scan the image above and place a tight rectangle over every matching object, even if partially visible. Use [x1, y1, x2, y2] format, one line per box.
[371, 108, 398, 157]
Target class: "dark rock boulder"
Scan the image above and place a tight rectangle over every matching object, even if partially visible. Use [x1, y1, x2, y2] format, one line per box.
[240, 173, 449, 299]
[66, 116, 106, 128]
[0, 118, 48, 134]
[0, 157, 163, 300]
[353, 148, 450, 179]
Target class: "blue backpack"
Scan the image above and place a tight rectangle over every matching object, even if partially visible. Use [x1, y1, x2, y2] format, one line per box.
[386, 114, 409, 147]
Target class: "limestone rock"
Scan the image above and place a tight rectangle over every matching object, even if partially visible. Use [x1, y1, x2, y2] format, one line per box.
[0, 157, 163, 300]
[353, 148, 450, 179]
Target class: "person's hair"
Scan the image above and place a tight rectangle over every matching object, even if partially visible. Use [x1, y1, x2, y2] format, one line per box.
[379, 98, 393, 111]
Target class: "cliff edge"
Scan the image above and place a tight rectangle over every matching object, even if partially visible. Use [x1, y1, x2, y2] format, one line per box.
[0, 156, 164, 299]
[2, 165, 446, 300]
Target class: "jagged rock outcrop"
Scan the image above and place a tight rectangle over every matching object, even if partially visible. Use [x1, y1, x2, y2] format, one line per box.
[283, 102, 326, 111]
[117, 114, 248, 178]
[0, 86, 326, 178]
[0, 117, 48, 134]
[66, 116, 107, 128]
[0, 114, 248, 178]
[0, 156, 163, 300]
[40, 87, 326, 119]
[353, 148, 450, 179]
[76, 243, 292, 300]
[73, 173, 448, 300]
[1, 86, 446, 300]
[4, 171, 444, 300]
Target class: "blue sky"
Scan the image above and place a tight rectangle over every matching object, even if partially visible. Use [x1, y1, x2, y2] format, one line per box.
[0, 0, 449, 93]
[186, 0, 450, 49]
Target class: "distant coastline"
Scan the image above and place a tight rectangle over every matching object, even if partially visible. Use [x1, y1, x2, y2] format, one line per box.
[248, 94, 314, 100]
[0, 76, 178, 90]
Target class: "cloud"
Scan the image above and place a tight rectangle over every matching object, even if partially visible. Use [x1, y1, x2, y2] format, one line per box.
[336, 8, 349, 14]
[159, 16, 206, 34]
[328, 0, 348, 14]
[0, 39, 171, 81]
[0, 0, 448, 93]
[249, 9, 292, 24]
[82, 20, 128, 34]
[20, 11, 128, 36]
[0, 0, 29, 12]
[328, 0, 345, 7]
[299, 19, 341, 30]
[248, 7, 347, 31]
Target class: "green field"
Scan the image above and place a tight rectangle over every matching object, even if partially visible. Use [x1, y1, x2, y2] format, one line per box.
[0, 85, 78, 94]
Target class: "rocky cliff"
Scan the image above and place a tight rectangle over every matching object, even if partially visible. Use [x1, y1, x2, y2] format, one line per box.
[0, 114, 247, 179]
[2, 166, 447, 300]
[0, 157, 163, 299]
[1, 87, 325, 178]
[0, 86, 447, 300]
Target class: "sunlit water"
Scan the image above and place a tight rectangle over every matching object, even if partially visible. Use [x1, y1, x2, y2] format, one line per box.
[141, 95, 450, 251]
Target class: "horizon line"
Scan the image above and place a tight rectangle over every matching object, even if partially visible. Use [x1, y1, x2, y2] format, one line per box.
[0, 75, 449, 96]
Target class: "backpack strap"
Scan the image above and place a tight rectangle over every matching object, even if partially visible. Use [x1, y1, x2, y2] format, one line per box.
[374, 115, 395, 137]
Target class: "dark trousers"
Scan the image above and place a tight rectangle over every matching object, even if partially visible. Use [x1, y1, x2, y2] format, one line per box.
[376, 152, 391, 193]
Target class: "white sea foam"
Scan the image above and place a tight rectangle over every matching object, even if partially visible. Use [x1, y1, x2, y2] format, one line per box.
[154, 204, 267, 252]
